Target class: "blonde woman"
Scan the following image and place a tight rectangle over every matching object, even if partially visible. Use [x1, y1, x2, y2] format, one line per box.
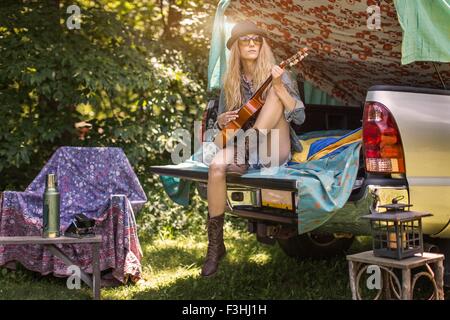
[201, 21, 306, 277]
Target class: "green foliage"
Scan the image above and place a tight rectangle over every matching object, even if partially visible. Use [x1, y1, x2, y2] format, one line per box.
[4, 233, 447, 300]
[0, 0, 218, 233]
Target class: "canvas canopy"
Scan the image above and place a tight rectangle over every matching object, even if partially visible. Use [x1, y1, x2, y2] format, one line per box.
[208, 0, 450, 106]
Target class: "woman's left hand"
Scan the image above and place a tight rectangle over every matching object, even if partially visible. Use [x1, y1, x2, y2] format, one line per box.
[271, 65, 284, 89]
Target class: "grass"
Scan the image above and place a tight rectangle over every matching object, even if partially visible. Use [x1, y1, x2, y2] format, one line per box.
[0, 220, 449, 300]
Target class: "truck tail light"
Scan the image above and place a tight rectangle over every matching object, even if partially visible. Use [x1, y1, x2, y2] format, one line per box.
[363, 102, 405, 174]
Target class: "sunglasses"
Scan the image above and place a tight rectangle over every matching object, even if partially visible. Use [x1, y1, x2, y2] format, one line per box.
[238, 35, 263, 46]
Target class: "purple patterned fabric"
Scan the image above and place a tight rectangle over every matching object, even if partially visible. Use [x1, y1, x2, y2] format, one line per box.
[0, 147, 147, 283]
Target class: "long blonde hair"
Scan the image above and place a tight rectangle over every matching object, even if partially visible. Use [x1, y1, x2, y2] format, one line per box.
[223, 38, 276, 111]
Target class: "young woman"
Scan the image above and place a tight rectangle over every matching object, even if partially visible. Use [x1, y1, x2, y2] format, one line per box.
[201, 21, 306, 277]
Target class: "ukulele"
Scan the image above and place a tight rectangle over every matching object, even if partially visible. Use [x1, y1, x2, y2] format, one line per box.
[219, 47, 308, 146]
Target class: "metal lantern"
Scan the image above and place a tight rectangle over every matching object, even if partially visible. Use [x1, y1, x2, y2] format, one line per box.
[362, 202, 432, 260]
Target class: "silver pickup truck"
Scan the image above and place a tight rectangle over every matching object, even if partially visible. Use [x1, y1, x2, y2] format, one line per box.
[150, 85, 450, 286]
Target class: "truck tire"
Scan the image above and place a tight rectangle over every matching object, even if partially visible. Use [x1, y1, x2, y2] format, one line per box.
[277, 232, 354, 259]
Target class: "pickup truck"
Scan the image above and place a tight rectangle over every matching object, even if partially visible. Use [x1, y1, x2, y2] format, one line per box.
[149, 85, 450, 286]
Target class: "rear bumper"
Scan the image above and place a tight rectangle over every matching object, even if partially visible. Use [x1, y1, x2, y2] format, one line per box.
[225, 177, 410, 236]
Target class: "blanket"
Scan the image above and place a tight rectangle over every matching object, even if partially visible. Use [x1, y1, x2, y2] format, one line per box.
[159, 130, 361, 235]
[0, 147, 147, 283]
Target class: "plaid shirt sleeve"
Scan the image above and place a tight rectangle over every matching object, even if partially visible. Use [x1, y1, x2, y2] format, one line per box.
[281, 72, 306, 126]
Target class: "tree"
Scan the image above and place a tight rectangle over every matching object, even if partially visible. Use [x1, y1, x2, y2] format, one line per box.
[0, 0, 216, 192]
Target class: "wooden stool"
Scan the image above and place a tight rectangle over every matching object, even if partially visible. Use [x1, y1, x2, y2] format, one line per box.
[0, 235, 102, 300]
[347, 250, 445, 300]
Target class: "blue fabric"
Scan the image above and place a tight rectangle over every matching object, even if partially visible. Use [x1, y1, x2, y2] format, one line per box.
[160, 175, 192, 207]
[295, 142, 361, 234]
[160, 159, 209, 207]
[243, 142, 362, 234]
[307, 127, 362, 159]
[207, 0, 231, 91]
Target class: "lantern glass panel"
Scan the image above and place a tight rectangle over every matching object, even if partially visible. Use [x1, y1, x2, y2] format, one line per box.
[363, 211, 431, 260]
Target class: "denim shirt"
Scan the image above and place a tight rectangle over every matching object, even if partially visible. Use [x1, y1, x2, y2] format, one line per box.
[213, 71, 305, 152]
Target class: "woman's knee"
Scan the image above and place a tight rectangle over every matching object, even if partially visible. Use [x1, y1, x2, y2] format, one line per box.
[208, 161, 227, 179]
[254, 101, 282, 131]
[267, 87, 282, 103]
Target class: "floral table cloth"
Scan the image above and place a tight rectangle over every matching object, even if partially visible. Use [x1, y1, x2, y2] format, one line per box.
[0, 147, 147, 283]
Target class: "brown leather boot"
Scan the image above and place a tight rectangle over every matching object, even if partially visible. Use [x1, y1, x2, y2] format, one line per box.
[201, 214, 226, 277]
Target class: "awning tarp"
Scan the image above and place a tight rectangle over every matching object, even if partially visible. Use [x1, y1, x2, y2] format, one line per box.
[208, 0, 450, 105]
[394, 0, 450, 65]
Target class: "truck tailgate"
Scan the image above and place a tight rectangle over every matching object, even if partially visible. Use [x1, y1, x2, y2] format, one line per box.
[149, 164, 299, 191]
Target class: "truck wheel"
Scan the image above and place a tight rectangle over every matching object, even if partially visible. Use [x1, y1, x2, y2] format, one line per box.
[277, 232, 354, 259]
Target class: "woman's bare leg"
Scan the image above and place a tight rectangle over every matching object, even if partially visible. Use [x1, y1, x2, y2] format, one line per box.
[202, 88, 291, 278]
[264, 116, 291, 166]
[252, 88, 291, 166]
[207, 146, 235, 217]
[202, 145, 234, 277]
[253, 87, 284, 131]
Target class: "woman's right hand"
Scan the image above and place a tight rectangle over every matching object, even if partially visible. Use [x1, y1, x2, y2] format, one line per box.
[217, 110, 239, 129]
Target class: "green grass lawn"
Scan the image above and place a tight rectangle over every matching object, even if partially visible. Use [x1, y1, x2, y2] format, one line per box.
[1, 220, 449, 300]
